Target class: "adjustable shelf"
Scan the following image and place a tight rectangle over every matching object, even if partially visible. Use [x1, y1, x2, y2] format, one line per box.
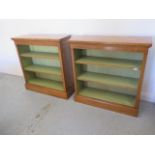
[12, 34, 74, 99]
[28, 78, 64, 91]
[70, 35, 152, 116]
[77, 72, 138, 93]
[79, 87, 135, 107]
[20, 52, 59, 59]
[76, 56, 141, 70]
[24, 65, 61, 75]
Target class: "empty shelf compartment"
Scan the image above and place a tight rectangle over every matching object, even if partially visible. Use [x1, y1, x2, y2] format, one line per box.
[76, 56, 141, 70]
[77, 72, 138, 91]
[20, 52, 59, 59]
[28, 78, 64, 91]
[24, 65, 61, 75]
[78, 87, 136, 107]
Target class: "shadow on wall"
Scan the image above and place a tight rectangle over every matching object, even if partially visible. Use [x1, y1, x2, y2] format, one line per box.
[142, 36, 155, 102]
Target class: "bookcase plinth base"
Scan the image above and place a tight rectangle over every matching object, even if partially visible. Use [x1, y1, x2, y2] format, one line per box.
[25, 83, 69, 99]
[75, 95, 138, 117]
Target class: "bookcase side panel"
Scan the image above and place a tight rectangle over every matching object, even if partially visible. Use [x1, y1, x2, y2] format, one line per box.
[59, 39, 74, 96]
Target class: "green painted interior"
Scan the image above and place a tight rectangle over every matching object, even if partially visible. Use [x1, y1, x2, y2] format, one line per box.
[79, 87, 136, 107]
[24, 65, 61, 75]
[74, 49, 84, 60]
[74, 48, 143, 105]
[20, 52, 59, 59]
[83, 65, 140, 78]
[85, 49, 143, 60]
[17, 45, 63, 90]
[25, 71, 36, 82]
[74, 49, 142, 78]
[30, 45, 58, 53]
[76, 81, 84, 93]
[77, 72, 138, 93]
[85, 81, 136, 95]
[32, 58, 60, 67]
[30, 45, 60, 67]
[17, 45, 33, 68]
[20, 57, 33, 68]
[17, 45, 31, 53]
[35, 73, 62, 82]
[28, 78, 64, 91]
[17, 45, 60, 67]
[76, 56, 141, 70]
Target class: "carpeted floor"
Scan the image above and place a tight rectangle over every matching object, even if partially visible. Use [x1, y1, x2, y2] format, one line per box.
[0, 73, 155, 135]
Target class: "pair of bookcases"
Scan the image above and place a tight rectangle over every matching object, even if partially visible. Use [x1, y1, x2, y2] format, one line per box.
[12, 34, 152, 116]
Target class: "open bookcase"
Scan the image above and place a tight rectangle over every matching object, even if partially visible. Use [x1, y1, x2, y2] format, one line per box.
[12, 34, 74, 99]
[70, 36, 152, 116]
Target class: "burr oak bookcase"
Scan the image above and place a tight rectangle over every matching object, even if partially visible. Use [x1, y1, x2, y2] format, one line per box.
[12, 34, 74, 99]
[70, 36, 152, 116]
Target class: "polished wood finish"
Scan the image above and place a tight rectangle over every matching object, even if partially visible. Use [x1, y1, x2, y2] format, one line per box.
[12, 34, 70, 45]
[26, 83, 68, 99]
[59, 37, 74, 95]
[75, 95, 138, 116]
[70, 35, 152, 47]
[70, 35, 152, 116]
[12, 34, 74, 99]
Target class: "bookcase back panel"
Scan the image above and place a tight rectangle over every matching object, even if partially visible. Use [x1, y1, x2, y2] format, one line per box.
[25, 71, 64, 90]
[77, 78, 137, 95]
[35, 73, 62, 81]
[76, 81, 136, 107]
[78, 86, 136, 107]
[17, 44, 63, 91]
[29, 45, 58, 53]
[83, 65, 140, 79]
[17, 45, 59, 60]
[32, 59, 60, 67]
[17, 45, 60, 67]
[73, 48, 143, 107]
[74, 49, 143, 60]
[74, 49, 143, 79]
[85, 49, 143, 60]
[18, 45, 58, 53]
[27, 78, 64, 91]
[17, 45, 31, 53]
[85, 81, 137, 96]
[21, 57, 33, 68]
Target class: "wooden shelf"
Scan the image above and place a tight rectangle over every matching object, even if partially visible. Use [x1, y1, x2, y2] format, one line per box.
[20, 52, 59, 59]
[24, 65, 61, 75]
[28, 78, 64, 91]
[77, 72, 138, 91]
[76, 56, 141, 70]
[79, 87, 136, 107]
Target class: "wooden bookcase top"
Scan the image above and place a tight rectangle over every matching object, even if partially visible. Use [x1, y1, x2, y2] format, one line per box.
[12, 34, 70, 42]
[69, 35, 152, 47]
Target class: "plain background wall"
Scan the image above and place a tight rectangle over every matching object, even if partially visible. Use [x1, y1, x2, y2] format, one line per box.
[0, 19, 155, 102]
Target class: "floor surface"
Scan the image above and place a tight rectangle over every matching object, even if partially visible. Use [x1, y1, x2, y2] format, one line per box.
[0, 73, 155, 135]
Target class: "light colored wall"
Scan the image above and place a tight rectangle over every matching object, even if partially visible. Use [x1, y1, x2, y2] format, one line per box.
[0, 19, 155, 102]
